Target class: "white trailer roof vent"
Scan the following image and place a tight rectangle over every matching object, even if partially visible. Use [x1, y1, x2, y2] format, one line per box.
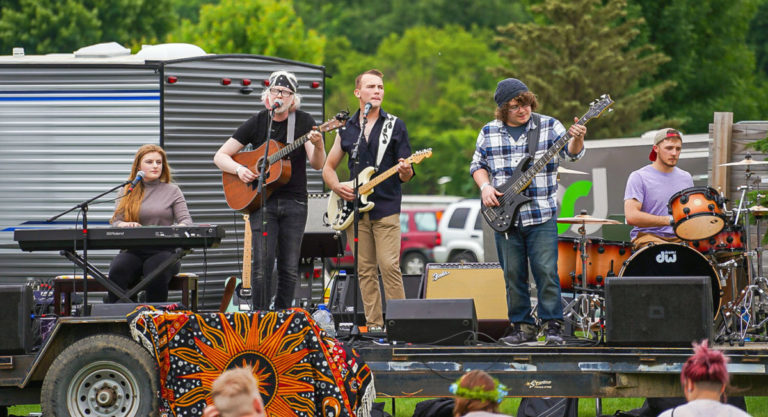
[135, 43, 207, 61]
[74, 42, 131, 58]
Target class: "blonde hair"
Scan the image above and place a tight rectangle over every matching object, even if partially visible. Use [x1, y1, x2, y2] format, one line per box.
[210, 367, 263, 417]
[112, 144, 171, 224]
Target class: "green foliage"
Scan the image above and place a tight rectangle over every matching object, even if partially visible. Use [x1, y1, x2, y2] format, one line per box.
[492, 0, 675, 139]
[324, 25, 503, 195]
[748, 1, 768, 75]
[0, 0, 175, 54]
[294, 0, 531, 55]
[167, 0, 325, 64]
[631, 0, 767, 132]
[170, 0, 219, 23]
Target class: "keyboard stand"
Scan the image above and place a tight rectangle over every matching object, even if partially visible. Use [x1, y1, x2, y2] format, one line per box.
[60, 247, 187, 305]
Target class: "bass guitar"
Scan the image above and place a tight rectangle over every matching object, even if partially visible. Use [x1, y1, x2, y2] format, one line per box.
[326, 148, 432, 231]
[222, 111, 350, 213]
[481, 95, 613, 233]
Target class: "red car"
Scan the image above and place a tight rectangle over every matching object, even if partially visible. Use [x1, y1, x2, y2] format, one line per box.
[326, 208, 442, 276]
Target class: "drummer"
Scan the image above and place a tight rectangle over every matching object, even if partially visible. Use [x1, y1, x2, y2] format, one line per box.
[624, 128, 693, 250]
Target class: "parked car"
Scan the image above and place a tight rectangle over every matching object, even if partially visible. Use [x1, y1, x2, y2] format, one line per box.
[433, 199, 484, 263]
[326, 208, 443, 276]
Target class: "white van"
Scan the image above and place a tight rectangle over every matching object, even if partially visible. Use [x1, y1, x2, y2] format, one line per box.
[432, 199, 484, 263]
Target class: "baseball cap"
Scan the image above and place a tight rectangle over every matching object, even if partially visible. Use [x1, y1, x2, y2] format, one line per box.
[649, 128, 682, 161]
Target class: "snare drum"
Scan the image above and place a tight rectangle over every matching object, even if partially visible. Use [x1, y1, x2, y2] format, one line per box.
[575, 239, 632, 288]
[619, 243, 723, 318]
[688, 224, 745, 258]
[668, 186, 725, 241]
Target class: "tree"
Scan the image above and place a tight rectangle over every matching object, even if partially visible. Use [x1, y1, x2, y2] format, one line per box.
[324, 25, 503, 195]
[294, 0, 530, 55]
[0, 0, 175, 54]
[630, 0, 767, 132]
[167, 0, 325, 64]
[492, 0, 674, 139]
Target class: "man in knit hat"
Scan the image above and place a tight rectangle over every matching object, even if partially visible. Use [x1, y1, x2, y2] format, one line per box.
[470, 78, 587, 345]
[624, 128, 693, 250]
[214, 70, 326, 310]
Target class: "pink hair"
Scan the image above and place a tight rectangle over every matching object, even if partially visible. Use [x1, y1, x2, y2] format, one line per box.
[681, 340, 729, 388]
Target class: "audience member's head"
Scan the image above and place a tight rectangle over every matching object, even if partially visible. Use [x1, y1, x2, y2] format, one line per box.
[450, 370, 508, 416]
[681, 340, 731, 402]
[203, 367, 265, 417]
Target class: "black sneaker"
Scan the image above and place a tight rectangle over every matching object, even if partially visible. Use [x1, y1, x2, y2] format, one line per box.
[544, 320, 565, 345]
[500, 323, 538, 345]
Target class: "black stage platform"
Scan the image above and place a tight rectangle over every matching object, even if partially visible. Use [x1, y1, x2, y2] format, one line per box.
[353, 341, 768, 398]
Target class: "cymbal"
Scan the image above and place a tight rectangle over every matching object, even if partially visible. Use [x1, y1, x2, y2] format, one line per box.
[719, 157, 768, 167]
[558, 166, 588, 175]
[557, 214, 621, 225]
[749, 205, 768, 215]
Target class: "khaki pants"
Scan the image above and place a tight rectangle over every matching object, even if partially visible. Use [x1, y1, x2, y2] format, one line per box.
[346, 213, 405, 327]
[631, 232, 683, 251]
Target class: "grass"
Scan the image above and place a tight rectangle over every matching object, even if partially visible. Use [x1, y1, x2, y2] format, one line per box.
[11, 396, 768, 416]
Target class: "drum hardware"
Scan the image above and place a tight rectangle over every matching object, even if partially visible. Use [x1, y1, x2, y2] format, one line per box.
[562, 292, 604, 341]
[718, 152, 768, 167]
[668, 186, 726, 241]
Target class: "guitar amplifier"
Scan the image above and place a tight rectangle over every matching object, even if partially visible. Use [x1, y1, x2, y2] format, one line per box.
[301, 193, 345, 258]
[424, 262, 508, 339]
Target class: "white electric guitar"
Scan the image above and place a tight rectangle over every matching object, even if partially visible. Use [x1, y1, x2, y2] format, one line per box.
[326, 149, 432, 231]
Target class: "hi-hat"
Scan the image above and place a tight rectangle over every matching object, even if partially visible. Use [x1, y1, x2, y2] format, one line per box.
[719, 157, 768, 167]
[558, 166, 588, 175]
[557, 214, 620, 225]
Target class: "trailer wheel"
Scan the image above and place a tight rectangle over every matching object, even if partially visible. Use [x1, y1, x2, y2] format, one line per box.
[41, 334, 160, 417]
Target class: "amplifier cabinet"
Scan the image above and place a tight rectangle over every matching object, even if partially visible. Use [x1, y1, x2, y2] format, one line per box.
[424, 262, 508, 321]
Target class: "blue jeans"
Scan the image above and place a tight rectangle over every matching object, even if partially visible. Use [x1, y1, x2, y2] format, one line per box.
[495, 217, 563, 325]
[250, 197, 308, 310]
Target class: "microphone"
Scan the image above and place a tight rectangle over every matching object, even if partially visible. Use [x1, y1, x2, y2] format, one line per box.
[269, 99, 283, 111]
[363, 102, 372, 117]
[126, 171, 145, 194]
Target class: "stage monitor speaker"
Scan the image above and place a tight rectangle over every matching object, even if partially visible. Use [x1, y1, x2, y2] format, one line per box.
[329, 274, 423, 325]
[605, 276, 713, 346]
[386, 299, 477, 345]
[0, 284, 33, 354]
[424, 263, 508, 339]
[302, 193, 345, 258]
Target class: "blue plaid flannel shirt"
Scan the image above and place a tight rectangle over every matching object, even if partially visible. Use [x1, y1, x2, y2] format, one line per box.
[470, 114, 585, 227]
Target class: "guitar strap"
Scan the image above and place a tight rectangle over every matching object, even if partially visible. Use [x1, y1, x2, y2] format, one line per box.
[375, 114, 398, 170]
[527, 113, 541, 157]
[286, 112, 296, 144]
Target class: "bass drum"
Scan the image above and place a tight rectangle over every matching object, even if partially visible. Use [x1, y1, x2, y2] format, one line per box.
[618, 243, 723, 319]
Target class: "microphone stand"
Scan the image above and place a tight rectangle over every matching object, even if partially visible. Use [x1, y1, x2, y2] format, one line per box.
[254, 103, 278, 310]
[348, 110, 369, 339]
[46, 180, 131, 316]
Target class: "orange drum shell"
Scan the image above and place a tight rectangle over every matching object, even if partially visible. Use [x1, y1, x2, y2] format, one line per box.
[575, 240, 632, 287]
[688, 225, 744, 257]
[557, 237, 579, 290]
[669, 187, 725, 241]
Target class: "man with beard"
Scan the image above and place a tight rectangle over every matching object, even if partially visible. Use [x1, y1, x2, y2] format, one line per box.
[624, 128, 693, 250]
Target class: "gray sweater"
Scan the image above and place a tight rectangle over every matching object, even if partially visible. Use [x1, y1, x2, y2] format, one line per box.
[112, 180, 192, 226]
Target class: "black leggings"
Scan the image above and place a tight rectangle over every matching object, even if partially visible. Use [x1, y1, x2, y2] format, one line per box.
[107, 249, 180, 303]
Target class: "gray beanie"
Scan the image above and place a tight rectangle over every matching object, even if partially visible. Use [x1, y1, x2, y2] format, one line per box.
[494, 78, 529, 108]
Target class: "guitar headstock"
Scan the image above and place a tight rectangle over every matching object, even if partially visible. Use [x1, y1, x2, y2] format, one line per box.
[581, 94, 614, 123]
[408, 148, 433, 164]
[318, 110, 351, 132]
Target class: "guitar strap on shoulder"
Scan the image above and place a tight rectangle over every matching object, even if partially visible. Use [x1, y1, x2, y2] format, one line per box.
[375, 114, 398, 170]
[527, 113, 541, 157]
[286, 111, 296, 144]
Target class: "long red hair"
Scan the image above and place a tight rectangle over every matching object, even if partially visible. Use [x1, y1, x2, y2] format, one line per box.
[111, 144, 172, 223]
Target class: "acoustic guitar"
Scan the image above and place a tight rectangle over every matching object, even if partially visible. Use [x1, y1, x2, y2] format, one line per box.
[222, 111, 350, 213]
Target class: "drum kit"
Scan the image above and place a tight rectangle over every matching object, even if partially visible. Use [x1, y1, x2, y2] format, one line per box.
[555, 155, 768, 345]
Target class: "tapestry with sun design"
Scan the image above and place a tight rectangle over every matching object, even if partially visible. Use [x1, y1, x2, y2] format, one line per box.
[128, 307, 375, 417]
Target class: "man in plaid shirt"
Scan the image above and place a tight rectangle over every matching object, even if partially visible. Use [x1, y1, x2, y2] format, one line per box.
[470, 78, 587, 345]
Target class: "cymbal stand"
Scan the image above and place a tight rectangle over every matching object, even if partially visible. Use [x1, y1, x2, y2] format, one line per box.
[561, 220, 604, 341]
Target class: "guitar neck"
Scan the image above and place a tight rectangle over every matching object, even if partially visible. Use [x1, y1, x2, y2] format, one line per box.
[509, 115, 590, 194]
[359, 161, 405, 194]
[267, 132, 310, 164]
[242, 214, 252, 290]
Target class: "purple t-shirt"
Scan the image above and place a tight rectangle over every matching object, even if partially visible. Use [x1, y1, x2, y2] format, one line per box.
[624, 165, 694, 240]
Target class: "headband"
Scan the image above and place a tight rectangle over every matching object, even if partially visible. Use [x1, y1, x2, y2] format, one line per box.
[449, 376, 508, 404]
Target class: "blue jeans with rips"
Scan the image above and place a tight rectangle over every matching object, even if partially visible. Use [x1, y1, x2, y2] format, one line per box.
[250, 197, 308, 310]
[495, 217, 563, 325]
